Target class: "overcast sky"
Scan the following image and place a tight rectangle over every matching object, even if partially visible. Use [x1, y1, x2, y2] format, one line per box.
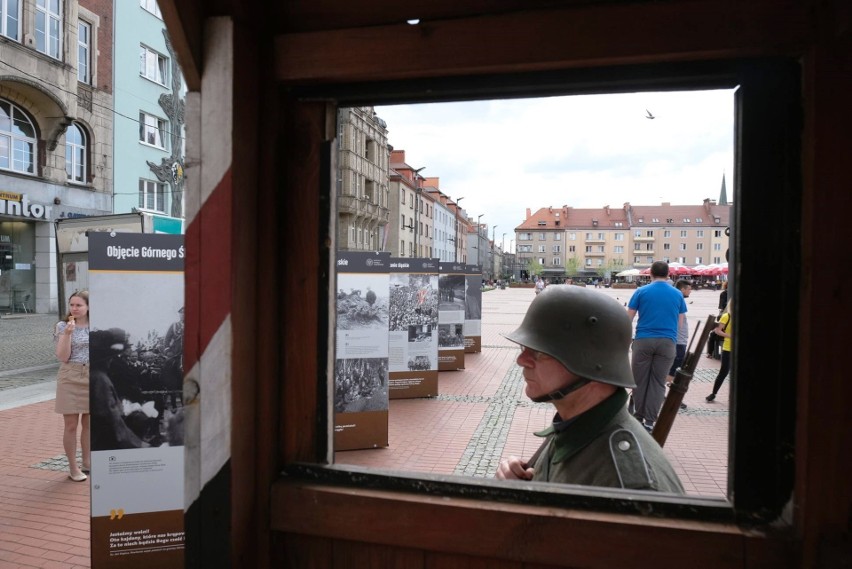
[375, 88, 735, 252]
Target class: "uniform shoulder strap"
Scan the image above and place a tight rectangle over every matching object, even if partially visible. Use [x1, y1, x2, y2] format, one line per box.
[608, 428, 655, 489]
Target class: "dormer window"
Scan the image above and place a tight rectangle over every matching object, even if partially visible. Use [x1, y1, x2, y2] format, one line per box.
[652, 218, 659, 223]
[666, 218, 673, 223]
[538, 221, 547, 226]
[638, 218, 644, 223]
[592, 219, 598, 226]
[684, 218, 691, 223]
[696, 217, 703, 222]
[714, 217, 721, 223]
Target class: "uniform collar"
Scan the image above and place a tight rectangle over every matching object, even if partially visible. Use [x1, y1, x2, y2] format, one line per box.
[534, 388, 628, 463]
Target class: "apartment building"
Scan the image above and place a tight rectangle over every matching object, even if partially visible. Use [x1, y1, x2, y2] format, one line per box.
[336, 106, 390, 251]
[388, 149, 423, 257]
[112, 0, 185, 233]
[516, 200, 730, 279]
[0, 0, 114, 313]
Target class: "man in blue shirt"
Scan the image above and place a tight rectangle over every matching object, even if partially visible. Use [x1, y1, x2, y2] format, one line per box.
[627, 261, 687, 431]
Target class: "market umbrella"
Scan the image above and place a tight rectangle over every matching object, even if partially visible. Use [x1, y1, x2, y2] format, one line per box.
[616, 269, 641, 277]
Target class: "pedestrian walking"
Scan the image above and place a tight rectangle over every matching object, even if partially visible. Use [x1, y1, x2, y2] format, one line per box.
[706, 299, 733, 402]
[626, 261, 687, 432]
[496, 285, 683, 492]
[54, 290, 90, 481]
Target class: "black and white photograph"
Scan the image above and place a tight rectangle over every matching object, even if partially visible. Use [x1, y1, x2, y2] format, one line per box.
[336, 274, 390, 331]
[406, 355, 433, 371]
[334, 357, 389, 414]
[407, 324, 433, 343]
[438, 323, 465, 348]
[464, 274, 482, 320]
[89, 273, 185, 451]
[389, 274, 438, 332]
[438, 274, 465, 310]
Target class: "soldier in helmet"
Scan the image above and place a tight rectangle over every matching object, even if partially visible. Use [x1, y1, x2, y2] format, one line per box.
[496, 285, 684, 492]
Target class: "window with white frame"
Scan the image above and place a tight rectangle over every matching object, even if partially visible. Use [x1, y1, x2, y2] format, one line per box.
[614, 233, 624, 241]
[715, 229, 723, 237]
[139, 111, 167, 149]
[697, 230, 704, 238]
[139, 179, 166, 212]
[714, 243, 721, 251]
[538, 233, 546, 240]
[585, 258, 592, 266]
[77, 21, 91, 84]
[552, 258, 561, 265]
[140, 0, 162, 18]
[696, 243, 704, 250]
[569, 245, 575, 252]
[679, 243, 687, 251]
[680, 230, 688, 238]
[554, 233, 562, 241]
[65, 122, 87, 183]
[35, 0, 61, 59]
[664, 230, 671, 238]
[663, 243, 671, 250]
[614, 245, 624, 253]
[140, 45, 169, 85]
[634, 230, 642, 238]
[552, 245, 561, 253]
[696, 257, 703, 264]
[568, 232, 576, 240]
[1, 0, 20, 41]
[518, 232, 532, 240]
[0, 99, 36, 174]
[538, 245, 546, 253]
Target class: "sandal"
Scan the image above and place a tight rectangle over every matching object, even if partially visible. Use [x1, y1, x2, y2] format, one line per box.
[68, 472, 88, 482]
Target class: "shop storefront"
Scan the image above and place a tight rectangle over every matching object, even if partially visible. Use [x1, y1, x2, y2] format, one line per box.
[0, 192, 51, 314]
[0, 186, 111, 315]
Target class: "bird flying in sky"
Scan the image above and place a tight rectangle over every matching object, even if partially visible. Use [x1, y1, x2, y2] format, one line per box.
[645, 109, 656, 119]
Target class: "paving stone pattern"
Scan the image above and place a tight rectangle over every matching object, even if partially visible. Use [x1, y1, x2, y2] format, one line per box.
[0, 314, 59, 372]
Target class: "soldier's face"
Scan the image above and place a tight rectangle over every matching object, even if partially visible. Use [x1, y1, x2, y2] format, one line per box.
[516, 346, 579, 401]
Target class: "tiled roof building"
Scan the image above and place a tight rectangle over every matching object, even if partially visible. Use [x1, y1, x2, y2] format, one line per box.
[515, 199, 731, 278]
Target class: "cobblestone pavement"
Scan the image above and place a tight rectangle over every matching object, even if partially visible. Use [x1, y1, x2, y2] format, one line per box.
[0, 314, 58, 373]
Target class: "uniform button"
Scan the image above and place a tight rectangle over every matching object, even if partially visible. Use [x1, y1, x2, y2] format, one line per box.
[618, 440, 631, 451]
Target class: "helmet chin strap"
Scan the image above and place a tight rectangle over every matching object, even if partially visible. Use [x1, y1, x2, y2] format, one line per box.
[531, 378, 591, 403]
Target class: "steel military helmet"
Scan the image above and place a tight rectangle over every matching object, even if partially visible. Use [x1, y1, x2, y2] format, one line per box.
[504, 285, 635, 388]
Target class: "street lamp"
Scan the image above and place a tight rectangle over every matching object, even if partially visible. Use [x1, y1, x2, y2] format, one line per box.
[476, 214, 484, 265]
[454, 197, 465, 262]
[413, 167, 425, 257]
[491, 225, 497, 279]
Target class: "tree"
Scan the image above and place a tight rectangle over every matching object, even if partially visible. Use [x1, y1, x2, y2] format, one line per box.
[564, 256, 581, 277]
[526, 258, 543, 278]
[596, 260, 619, 281]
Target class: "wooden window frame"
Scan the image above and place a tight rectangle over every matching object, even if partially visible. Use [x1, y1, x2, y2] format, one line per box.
[271, 57, 800, 559]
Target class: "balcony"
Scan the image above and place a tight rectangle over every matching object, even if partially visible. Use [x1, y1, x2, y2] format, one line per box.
[585, 250, 606, 256]
[338, 195, 390, 222]
[633, 248, 655, 255]
[633, 235, 655, 242]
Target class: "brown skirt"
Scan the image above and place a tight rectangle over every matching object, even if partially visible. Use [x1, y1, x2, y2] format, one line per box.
[55, 362, 90, 414]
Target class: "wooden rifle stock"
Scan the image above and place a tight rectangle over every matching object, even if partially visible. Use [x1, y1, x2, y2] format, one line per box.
[651, 315, 718, 447]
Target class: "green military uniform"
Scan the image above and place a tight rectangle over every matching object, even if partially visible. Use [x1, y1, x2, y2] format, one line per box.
[530, 389, 684, 493]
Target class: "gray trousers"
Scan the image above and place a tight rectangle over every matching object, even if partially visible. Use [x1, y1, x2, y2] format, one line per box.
[630, 337, 676, 423]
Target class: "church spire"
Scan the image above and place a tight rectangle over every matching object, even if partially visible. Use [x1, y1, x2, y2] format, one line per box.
[719, 172, 728, 205]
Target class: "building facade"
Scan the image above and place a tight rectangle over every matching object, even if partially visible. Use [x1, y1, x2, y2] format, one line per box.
[336, 107, 390, 251]
[515, 200, 730, 280]
[0, 0, 114, 313]
[113, 0, 186, 233]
